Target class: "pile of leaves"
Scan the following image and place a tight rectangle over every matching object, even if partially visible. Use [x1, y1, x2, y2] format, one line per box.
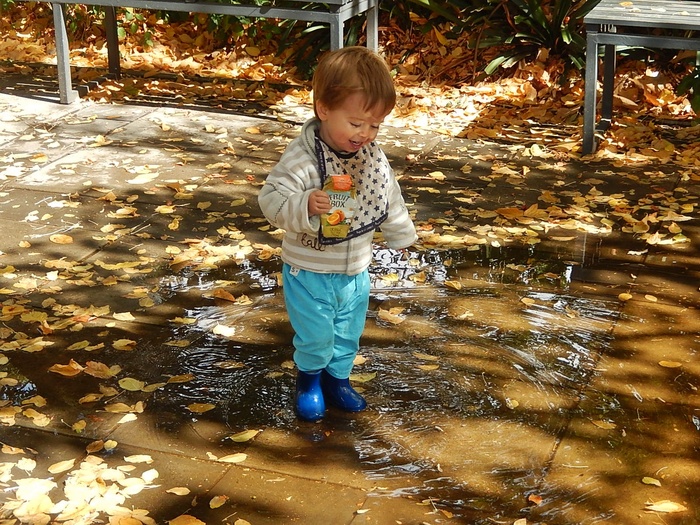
[1, 2, 699, 160]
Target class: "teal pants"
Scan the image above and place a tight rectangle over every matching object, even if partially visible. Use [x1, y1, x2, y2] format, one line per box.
[282, 264, 370, 379]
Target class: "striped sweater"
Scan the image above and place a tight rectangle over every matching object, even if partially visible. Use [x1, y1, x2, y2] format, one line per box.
[258, 118, 417, 275]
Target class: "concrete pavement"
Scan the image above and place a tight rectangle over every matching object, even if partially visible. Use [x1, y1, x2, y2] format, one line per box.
[0, 74, 699, 525]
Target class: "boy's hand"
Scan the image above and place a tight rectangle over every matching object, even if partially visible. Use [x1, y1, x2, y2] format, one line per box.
[308, 189, 331, 216]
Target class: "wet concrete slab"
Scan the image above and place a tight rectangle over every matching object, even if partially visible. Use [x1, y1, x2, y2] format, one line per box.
[1, 88, 699, 525]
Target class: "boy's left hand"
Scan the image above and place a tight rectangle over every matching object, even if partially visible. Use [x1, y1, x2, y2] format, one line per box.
[308, 189, 331, 216]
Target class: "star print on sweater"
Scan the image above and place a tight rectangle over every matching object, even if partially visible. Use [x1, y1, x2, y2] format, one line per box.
[315, 135, 390, 245]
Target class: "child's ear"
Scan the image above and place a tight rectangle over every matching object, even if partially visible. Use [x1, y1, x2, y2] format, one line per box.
[316, 102, 330, 121]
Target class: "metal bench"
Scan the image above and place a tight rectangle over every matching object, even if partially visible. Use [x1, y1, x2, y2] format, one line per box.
[48, 0, 378, 103]
[582, 0, 700, 154]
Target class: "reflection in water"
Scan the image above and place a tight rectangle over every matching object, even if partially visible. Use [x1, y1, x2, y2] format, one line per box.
[159, 244, 626, 522]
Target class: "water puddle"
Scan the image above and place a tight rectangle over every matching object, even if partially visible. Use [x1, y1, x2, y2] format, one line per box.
[156, 244, 626, 521]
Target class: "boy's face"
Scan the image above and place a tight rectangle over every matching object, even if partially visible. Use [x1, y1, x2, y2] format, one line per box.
[316, 92, 389, 154]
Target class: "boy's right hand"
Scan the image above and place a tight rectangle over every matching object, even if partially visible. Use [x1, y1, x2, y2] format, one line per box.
[308, 190, 331, 216]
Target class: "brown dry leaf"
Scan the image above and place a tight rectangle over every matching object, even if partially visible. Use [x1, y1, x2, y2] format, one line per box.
[350, 372, 377, 383]
[49, 233, 73, 244]
[167, 373, 195, 383]
[85, 360, 121, 379]
[86, 440, 105, 453]
[48, 359, 84, 376]
[212, 288, 236, 302]
[527, 494, 543, 506]
[377, 308, 405, 325]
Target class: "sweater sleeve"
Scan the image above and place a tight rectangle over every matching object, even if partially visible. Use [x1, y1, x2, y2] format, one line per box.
[379, 172, 418, 250]
[258, 140, 321, 235]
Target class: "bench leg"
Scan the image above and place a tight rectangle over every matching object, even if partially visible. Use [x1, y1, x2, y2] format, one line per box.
[330, 17, 343, 50]
[104, 6, 121, 78]
[582, 30, 599, 154]
[600, 43, 616, 126]
[52, 2, 78, 104]
[366, 0, 378, 51]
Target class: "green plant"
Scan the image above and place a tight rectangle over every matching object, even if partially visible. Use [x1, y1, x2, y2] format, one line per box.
[460, 0, 599, 76]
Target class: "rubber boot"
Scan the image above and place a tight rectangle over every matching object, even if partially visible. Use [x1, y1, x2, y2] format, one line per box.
[295, 370, 325, 422]
[321, 369, 367, 412]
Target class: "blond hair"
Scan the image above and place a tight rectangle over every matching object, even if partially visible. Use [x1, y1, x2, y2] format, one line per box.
[312, 46, 396, 118]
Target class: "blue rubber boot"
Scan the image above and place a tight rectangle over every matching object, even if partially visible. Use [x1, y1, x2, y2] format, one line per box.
[321, 370, 367, 412]
[295, 370, 325, 422]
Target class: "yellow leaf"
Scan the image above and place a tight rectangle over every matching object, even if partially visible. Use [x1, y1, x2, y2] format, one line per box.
[520, 297, 536, 306]
[187, 403, 216, 414]
[113, 339, 137, 351]
[124, 454, 154, 464]
[417, 364, 439, 371]
[210, 495, 229, 508]
[444, 280, 462, 290]
[413, 352, 438, 361]
[48, 458, 75, 474]
[104, 402, 136, 413]
[167, 487, 191, 496]
[658, 361, 682, 368]
[644, 294, 658, 302]
[114, 312, 136, 321]
[618, 293, 633, 301]
[217, 453, 247, 463]
[349, 372, 376, 383]
[119, 377, 146, 391]
[49, 234, 73, 244]
[642, 477, 662, 487]
[228, 429, 260, 443]
[644, 500, 688, 513]
[592, 420, 617, 430]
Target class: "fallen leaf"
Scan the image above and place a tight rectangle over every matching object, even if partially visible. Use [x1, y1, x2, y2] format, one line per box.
[48, 458, 75, 474]
[592, 420, 617, 430]
[227, 429, 260, 442]
[49, 233, 73, 244]
[642, 477, 662, 487]
[210, 495, 229, 508]
[167, 487, 191, 496]
[644, 500, 688, 513]
[187, 403, 216, 414]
